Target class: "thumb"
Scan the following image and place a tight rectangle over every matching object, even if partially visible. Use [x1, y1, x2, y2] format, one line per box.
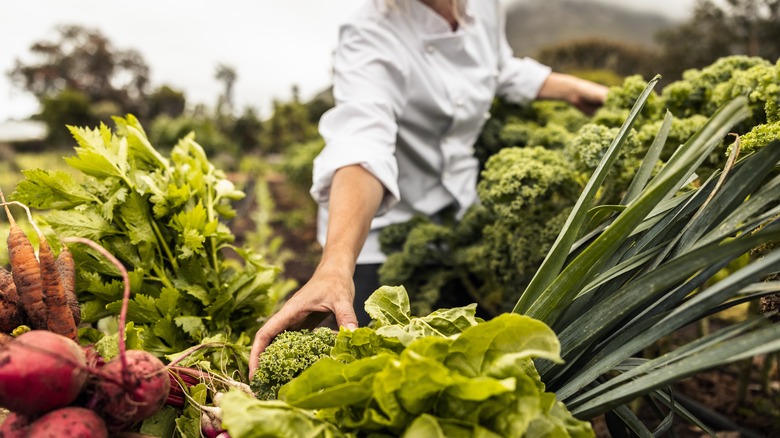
[333, 301, 359, 331]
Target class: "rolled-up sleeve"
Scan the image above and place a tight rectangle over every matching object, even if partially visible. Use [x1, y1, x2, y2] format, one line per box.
[494, 7, 552, 105]
[311, 23, 408, 216]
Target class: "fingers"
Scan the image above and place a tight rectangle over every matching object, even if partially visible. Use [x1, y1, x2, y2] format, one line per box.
[248, 307, 305, 377]
[333, 299, 358, 331]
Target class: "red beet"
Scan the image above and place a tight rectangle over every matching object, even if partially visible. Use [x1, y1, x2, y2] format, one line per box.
[25, 407, 108, 438]
[0, 412, 30, 438]
[0, 330, 88, 416]
[91, 349, 170, 430]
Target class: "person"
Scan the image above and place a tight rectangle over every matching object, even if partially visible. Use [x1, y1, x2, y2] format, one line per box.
[249, 0, 609, 374]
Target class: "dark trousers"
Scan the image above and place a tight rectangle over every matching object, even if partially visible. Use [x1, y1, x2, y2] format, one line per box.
[353, 263, 382, 326]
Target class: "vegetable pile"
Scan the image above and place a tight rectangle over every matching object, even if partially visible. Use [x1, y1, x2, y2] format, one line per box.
[0, 207, 170, 435]
[221, 286, 593, 437]
[9, 115, 291, 377]
[0, 195, 78, 341]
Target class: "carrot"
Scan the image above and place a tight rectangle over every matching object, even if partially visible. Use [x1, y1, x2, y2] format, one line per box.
[39, 237, 78, 341]
[56, 246, 81, 326]
[1, 194, 46, 330]
[0, 266, 22, 332]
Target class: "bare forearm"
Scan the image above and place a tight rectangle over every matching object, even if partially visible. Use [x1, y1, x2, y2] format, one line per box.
[317, 165, 385, 275]
[536, 72, 609, 115]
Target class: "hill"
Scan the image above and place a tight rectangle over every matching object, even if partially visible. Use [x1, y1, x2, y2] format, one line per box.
[505, 0, 675, 56]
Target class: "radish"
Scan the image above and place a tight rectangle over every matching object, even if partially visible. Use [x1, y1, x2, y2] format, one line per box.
[0, 330, 88, 416]
[0, 412, 30, 438]
[25, 406, 108, 438]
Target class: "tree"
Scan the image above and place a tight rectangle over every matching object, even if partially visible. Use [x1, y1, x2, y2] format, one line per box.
[147, 85, 186, 120]
[231, 107, 263, 152]
[260, 86, 319, 154]
[215, 64, 237, 117]
[656, 0, 780, 80]
[37, 88, 95, 146]
[535, 37, 660, 81]
[8, 25, 151, 118]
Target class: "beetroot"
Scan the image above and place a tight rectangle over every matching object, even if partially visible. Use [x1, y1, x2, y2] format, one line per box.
[91, 349, 170, 430]
[0, 330, 88, 416]
[25, 406, 108, 438]
[0, 412, 30, 438]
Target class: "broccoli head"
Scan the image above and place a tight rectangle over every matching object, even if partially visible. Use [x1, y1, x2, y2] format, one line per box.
[250, 327, 336, 400]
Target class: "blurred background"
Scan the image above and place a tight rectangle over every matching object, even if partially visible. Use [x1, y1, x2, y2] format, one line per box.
[3, 0, 778, 153]
[1, 0, 698, 123]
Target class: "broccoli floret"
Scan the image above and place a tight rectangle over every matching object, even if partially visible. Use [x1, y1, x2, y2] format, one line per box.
[250, 327, 336, 400]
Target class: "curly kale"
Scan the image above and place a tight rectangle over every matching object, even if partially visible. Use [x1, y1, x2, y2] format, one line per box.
[474, 99, 588, 166]
[378, 220, 457, 316]
[593, 74, 663, 126]
[478, 146, 580, 221]
[662, 56, 773, 122]
[378, 57, 780, 323]
[740, 121, 780, 154]
[251, 327, 336, 400]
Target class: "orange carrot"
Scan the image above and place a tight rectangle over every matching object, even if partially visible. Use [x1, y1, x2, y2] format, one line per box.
[56, 247, 80, 326]
[38, 237, 78, 341]
[0, 266, 22, 332]
[2, 200, 47, 330]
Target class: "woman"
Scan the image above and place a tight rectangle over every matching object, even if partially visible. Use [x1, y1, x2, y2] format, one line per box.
[250, 0, 608, 374]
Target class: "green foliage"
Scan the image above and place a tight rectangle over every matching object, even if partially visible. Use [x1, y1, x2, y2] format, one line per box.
[149, 113, 237, 159]
[265, 287, 592, 438]
[655, 0, 780, 81]
[662, 56, 773, 121]
[8, 25, 150, 118]
[279, 138, 325, 190]
[740, 120, 780, 154]
[38, 88, 99, 146]
[10, 115, 286, 374]
[380, 56, 780, 321]
[251, 327, 337, 400]
[147, 85, 186, 119]
[474, 100, 588, 166]
[220, 287, 592, 437]
[260, 89, 320, 154]
[220, 391, 347, 438]
[478, 146, 579, 224]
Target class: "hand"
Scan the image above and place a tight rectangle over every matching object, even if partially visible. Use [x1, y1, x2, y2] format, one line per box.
[568, 78, 609, 116]
[537, 72, 609, 116]
[248, 267, 358, 377]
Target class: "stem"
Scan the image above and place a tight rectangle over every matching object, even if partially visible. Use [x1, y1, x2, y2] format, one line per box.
[205, 175, 221, 277]
[62, 237, 132, 380]
[169, 365, 253, 395]
[151, 220, 179, 271]
[0, 200, 45, 239]
[166, 342, 229, 367]
[151, 262, 176, 290]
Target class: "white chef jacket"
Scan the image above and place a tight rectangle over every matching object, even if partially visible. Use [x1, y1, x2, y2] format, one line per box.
[310, 0, 552, 264]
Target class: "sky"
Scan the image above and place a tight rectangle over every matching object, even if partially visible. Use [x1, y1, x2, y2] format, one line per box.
[0, 0, 697, 123]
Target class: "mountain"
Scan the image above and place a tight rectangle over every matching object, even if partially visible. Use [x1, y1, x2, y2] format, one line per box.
[505, 0, 676, 56]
